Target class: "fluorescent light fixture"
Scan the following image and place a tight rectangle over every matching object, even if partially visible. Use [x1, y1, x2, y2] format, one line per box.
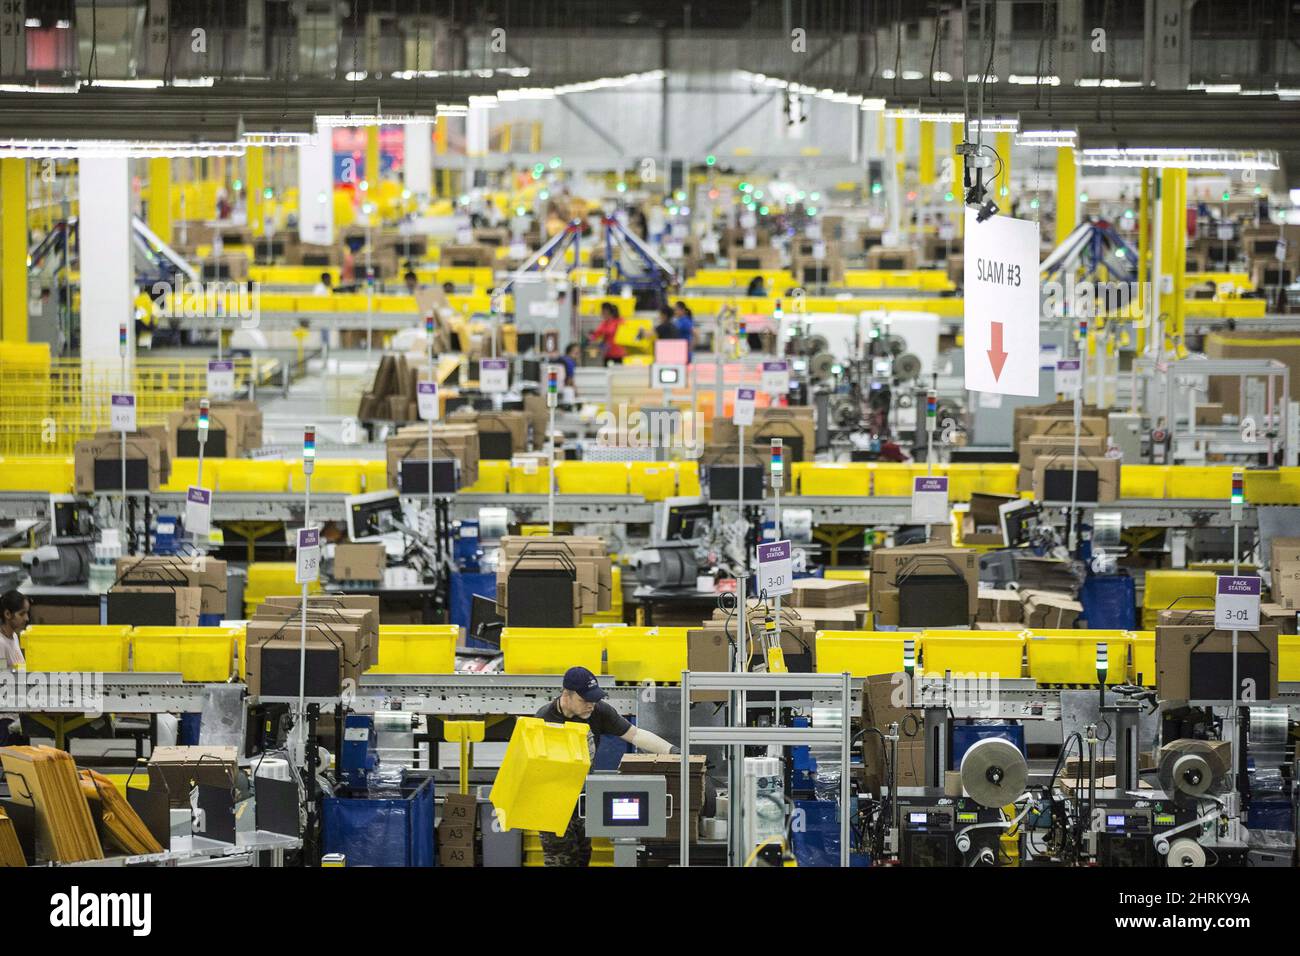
[345, 71, 368, 82]
[242, 131, 316, 147]
[901, 70, 923, 81]
[55, 19, 70, 28]
[24, 17, 39, 27]
[881, 69, 897, 80]
[469, 95, 499, 108]
[1009, 74, 1060, 86]
[171, 76, 216, 88]
[1078, 147, 1280, 170]
[0, 82, 79, 94]
[436, 104, 469, 116]
[1188, 82, 1242, 93]
[885, 107, 964, 122]
[969, 117, 1019, 133]
[859, 98, 887, 111]
[0, 139, 246, 158]
[316, 113, 437, 126]
[1015, 129, 1077, 147]
[1078, 78, 1142, 88]
[1290, 188, 1300, 205]
[83, 78, 166, 89]
[967, 74, 999, 83]
[931, 71, 953, 82]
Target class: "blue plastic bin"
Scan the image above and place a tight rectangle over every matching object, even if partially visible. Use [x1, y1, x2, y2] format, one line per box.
[322, 773, 436, 866]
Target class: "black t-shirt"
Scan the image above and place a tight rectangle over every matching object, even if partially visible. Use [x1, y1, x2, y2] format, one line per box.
[536, 698, 631, 757]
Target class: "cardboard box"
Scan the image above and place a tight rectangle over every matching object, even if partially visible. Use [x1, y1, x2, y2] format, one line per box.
[148, 746, 237, 809]
[1194, 403, 1225, 426]
[442, 791, 478, 824]
[1205, 332, 1300, 415]
[860, 672, 924, 792]
[498, 535, 612, 614]
[245, 638, 345, 698]
[687, 628, 731, 702]
[618, 754, 705, 842]
[1021, 589, 1082, 628]
[109, 585, 202, 627]
[333, 543, 386, 582]
[1259, 602, 1298, 634]
[788, 577, 869, 608]
[252, 603, 376, 672]
[166, 406, 241, 459]
[1155, 624, 1279, 700]
[978, 588, 1024, 624]
[387, 421, 479, 489]
[870, 545, 978, 626]
[438, 823, 475, 847]
[963, 493, 1018, 545]
[28, 601, 100, 626]
[183, 400, 262, 452]
[712, 406, 815, 462]
[439, 844, 476, 867]
[1273, 563, 1300, 608]
[1012, 403, 1108, 450]
[1032, 453, 1120, 503]
[450, 408, 530, 455]
[75, 435, 162, 494]
[866, 245, 917, 270]
[115, 555, 228, 616]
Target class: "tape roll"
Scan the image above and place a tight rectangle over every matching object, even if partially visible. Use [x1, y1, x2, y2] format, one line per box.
[1248, 707, 1289, 745]
[1170, 753, 1213, 797]
[1167, 838, 1206, 868]
[960, 737, 1028, 808]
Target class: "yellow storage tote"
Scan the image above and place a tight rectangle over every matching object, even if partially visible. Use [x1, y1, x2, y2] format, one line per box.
[1279, 634, 1300, 683]
[676, 461, 701, 496]
[871, 463, 929, 496]
[555, 461, 629, 495]
[628, 462, 675, 501]
[461, 459, 509, 494]
[0, 456, 74, 493]
[130, 627, 237, 681]
[501, 628, 604, 675]
[509, 461, 551, 494]
[1142, 570, 1217, 625]
[160, 457, 210, 493]
[921, 630, 1024, 679]
[1243, 468, 1300, 505]
[1025, 629, 1130, 685]
[1119, 465, 1167, 499]
[374, 625, 458, 674]
[815, 632, 909, 676]
[490, 717, 591, 835]
[1166, 465, 1234, 500]
[360, 459, 390, 492]
[21, 625, 132, 672]
[601, 626, 688, 682]
[946, 463, 1018, 500]
[218, 459, 290, 493]
[796, 463, 871, 497]
[290, 459, 363, 494]
[1129, 630, 1155, 686]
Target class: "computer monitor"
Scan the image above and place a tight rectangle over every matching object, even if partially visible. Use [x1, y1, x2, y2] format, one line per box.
[202, 262, 232, 281]
[398, 459, 459, 495]
[479, 431, 514, 460]
[736, 256, 762, 269]
[521, 359, 542, 383]
[469, 594, 504, 647]
[877, 255, 906, 270]
[582, 774, 667, 840]
[345, 491, 403, 541]
[93, 457, 151, 492]
[516, 333, 538, 354]
[708, 464, 764, 500]
[658, 496, 712, 542]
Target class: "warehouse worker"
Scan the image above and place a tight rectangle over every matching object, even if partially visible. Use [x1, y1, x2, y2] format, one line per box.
[672, 301, 695, 360]
[536, 666, 677, 867]
[0, 590, 30, 745]
[654, 305, 678, 340]
[590, 301, 627, 365]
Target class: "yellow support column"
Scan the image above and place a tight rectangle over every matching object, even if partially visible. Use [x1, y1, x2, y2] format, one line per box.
[365, 126, 381, 190]
[1055, 147, 1077, 245]
[952, 123, 965, 237]
[1157, 167, 1189, 354]
[996, 131, 1012, 205]
[0, 158, 26, 343]
[1137, 169, 1149, 354]
[246, 146, 265, 234]
[147, 157, 172, 244]
[919, 121, 935, 187]
[893, 117, 905, 193]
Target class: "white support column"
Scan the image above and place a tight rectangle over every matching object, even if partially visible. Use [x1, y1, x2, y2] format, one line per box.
[297, 124, 335, 246]
[404, 121, 433, 199]
[78, 156, 134, 374]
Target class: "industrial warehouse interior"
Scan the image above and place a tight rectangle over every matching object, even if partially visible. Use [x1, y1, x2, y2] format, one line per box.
[0, 0, 1298, 918]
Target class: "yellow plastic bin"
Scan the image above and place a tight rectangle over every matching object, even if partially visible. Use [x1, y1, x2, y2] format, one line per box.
[461, 459, 510, 494]
[360, 460, 390, 492]
[1243, 468, 1300, 505]
[160, 457, 210, 493]
[796, 463, 872, 497]
[872, 463, 930, 496]
[0, 456, 75, 493]
[1166, 465, 1234, 500]
[489, 717, 591, 835]
[676, 461, 701, 497]
[508, 461, 551, 494]
[1141, 570, 1217, 628]
[21, 625, 132, 672]
[290, 459, 363, 494]
[921, 630, 1024, 679]
[1128, 630, 1156, 686]
[218, 459, 290, 493]
[815, 632, 911, 676]
[501, 628, 604, 675]
[555, 461, 629, 495]
[1025, 629, 1130, 685]
[131, 627, 238, 681]
[601, 626, 689, 682]
[1279, 634, 1300, 683]
[946, 463, 1018, 500]
[373, 625, 459, 674]
[628, 463, 676, 502]
[1120, 465, 1168, 499]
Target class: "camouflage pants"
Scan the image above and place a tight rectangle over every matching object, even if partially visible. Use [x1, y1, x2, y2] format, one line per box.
[540, 810, 591, 867]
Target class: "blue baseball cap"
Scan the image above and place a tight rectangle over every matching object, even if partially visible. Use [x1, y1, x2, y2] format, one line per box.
[563, 666, 606, 702]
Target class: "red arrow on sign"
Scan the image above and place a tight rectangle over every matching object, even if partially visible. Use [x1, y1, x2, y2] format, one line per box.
[987, 321, 1008, 381]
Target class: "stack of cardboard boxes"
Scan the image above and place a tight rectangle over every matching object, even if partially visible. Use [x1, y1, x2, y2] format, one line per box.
[1155, 608, 1279, 701]
[1266, 537, 1300, 619]
[75, 426, 171, 494]
[168, 400, 262, 459]
[861, 672, 923, 791]
[449, 407, 531, 456]
[1014, 402, 1117, 501]
[114, 555, 229, 621]
[359, 353, 420, 423]
[244, 595, 379, 697]
[686, 605, 818, 696]
[869, 544, 979, 628]
[787, 579, 869, 630]
[439, 790, 479, 867]
[385, 421, 480, 490]
[333, 542, 386, 584]
[495, 535, 613, 626]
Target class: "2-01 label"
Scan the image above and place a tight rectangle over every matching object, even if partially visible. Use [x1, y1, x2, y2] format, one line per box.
[733, 387, 756, 426]
[479, 358, 510, 393]
[185, 487, 212, 536]
[756, 540, 793, 598]
[1214, 576, 1260, 632]
[760, 361, 790, 396]
[416, 381, 439, 421]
